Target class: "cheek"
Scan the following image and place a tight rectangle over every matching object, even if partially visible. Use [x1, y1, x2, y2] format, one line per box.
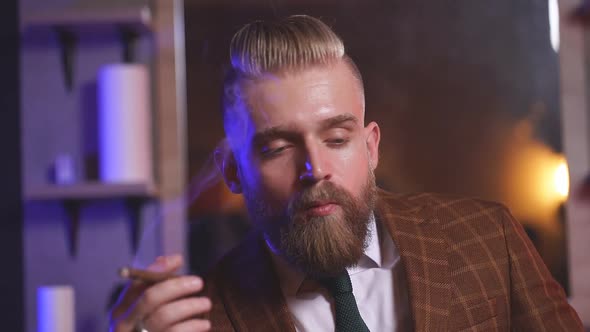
[333, 142, 371, 192]
[242, 156, 297, 201]
[258, 161, 298, 197]
[237, 155, 266, 197]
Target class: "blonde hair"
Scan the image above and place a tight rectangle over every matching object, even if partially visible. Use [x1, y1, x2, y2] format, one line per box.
[222, 15, 364, 150]
[229, 15, 345, 75]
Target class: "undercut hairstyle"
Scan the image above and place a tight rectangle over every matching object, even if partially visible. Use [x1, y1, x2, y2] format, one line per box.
[221, 15, 364, 152]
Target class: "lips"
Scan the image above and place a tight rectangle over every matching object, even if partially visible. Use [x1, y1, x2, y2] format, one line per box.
[305, 201, 338, 216]
[307, 200, 334, 208]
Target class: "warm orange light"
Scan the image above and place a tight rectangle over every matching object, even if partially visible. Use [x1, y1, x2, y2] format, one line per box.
[554, 158, 569, 201]
[502, 118, 568, 230]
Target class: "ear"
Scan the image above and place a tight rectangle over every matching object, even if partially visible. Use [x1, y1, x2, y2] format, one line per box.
[365, 121, 380, 170]
[214, 142, 242, 194]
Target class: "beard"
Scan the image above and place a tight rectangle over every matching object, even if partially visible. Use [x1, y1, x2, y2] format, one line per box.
[243, 170, 377, 278]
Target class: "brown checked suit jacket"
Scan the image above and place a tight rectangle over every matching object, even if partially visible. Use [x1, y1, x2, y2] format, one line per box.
[203, 190, 583, 331]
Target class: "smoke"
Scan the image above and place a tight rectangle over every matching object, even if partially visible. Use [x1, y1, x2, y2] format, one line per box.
[131, 139, 239, 269]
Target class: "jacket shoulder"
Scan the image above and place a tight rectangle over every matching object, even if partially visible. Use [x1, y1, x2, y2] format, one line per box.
[378, 190, 509, 227]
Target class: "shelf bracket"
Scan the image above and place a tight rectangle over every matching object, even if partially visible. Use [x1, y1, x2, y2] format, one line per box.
[125, 197, 144, 254]
[63, 199, 81, 257]
[54, 27, 77, 92]
[118, 25, 139, 63]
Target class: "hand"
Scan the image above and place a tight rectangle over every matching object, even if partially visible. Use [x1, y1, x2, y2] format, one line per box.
[109, 255, 212, 332]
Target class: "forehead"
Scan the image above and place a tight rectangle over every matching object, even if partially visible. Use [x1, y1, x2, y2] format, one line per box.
[241, 61, 365, 130]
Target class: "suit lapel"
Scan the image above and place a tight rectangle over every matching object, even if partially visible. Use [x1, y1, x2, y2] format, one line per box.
[377, 191, 450, 331]
[217, 232, 296, 332]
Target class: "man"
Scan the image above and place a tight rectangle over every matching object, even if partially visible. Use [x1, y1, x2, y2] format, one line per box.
[110, 15, 583, 331]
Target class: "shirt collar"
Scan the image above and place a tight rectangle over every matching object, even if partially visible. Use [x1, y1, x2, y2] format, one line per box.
[348, 213, 380, 275]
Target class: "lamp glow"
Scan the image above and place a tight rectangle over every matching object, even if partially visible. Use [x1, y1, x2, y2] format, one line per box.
[554, 159, 569, 200]
[549, 0, 560, 52]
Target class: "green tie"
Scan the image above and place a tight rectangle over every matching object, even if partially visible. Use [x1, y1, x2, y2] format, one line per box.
[319, 271, 370, 332]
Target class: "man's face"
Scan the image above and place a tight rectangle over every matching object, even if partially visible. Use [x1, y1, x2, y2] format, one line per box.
[224, 60, 380, 277]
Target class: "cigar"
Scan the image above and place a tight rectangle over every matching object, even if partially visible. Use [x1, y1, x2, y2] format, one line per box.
[118, 267, 176, 283]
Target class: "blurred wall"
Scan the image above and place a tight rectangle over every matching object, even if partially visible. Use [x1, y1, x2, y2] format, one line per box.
[20, 1, 159, 331]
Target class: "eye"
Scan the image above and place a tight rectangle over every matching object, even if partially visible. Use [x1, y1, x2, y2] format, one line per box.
[326, 137, 350, 147]
[260, 143, 292, 158]
[323, 127, 352, 147]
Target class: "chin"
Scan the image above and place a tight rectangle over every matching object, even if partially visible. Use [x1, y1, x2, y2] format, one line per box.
[279, 212, 368, 278]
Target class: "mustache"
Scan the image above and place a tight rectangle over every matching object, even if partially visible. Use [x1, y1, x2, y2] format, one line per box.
[288, 182, 351, 215]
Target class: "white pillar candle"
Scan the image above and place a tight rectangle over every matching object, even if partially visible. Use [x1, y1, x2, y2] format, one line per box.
[98, 63, 153, 184]
[37, 285, 75, 332]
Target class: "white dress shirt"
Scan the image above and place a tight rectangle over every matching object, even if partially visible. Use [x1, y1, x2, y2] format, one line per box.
[269, 216, 412, 331]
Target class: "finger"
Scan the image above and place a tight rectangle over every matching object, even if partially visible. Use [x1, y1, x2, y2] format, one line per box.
[144, 296, 212, 331]
[147, 255, 184, 273]
[126, 275, 204, 324]
[110, 280, 149, 321]
[167, 319, 211, 332]
[111, 255, 184, 321]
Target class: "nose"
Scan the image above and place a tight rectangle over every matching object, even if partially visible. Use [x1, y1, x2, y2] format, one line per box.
[299, 145, 331, 183]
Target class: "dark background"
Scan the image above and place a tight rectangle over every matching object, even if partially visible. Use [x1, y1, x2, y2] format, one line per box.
[0, 0, 24, 330]
[184, 0, 567, 289]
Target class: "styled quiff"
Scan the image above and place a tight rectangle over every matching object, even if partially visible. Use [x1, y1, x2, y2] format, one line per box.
[229, 15, 345, 75]
[222, 15, 364, 151]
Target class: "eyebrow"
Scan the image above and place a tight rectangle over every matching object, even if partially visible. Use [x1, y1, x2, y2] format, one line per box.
[251, 126, 299, 147]
[251, 113, 359, 147]
[318, 113, 359, 131]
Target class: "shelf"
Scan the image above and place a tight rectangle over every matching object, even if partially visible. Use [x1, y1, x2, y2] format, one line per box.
[25, 181, 158, 257]
[23, 5, 152, 34]
[25, 182, 157, 201]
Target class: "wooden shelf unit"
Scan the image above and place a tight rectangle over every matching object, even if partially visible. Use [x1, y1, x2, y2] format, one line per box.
[19, 0, 187, 258]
